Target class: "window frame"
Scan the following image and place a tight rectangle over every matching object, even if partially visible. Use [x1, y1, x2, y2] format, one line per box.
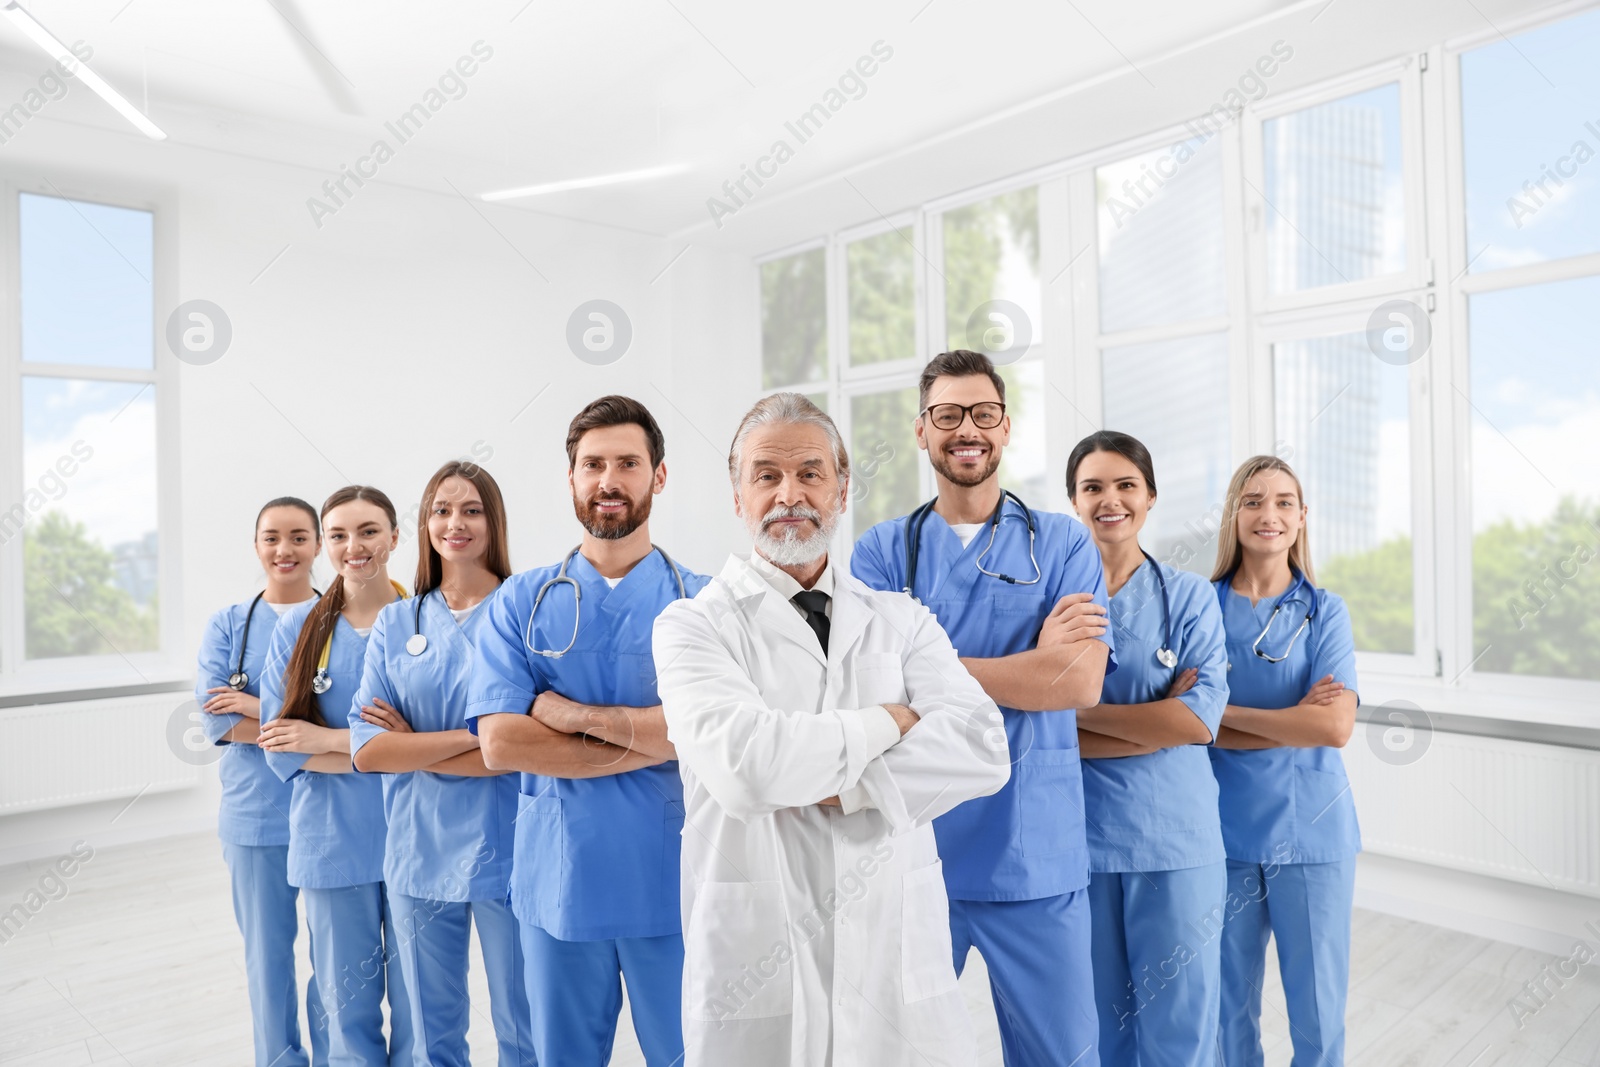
[0, 169, 183, 697]
[749, 2, 1600, 721]
[1434, 3, 1600, 719]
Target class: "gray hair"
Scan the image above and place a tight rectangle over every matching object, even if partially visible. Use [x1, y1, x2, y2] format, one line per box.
[727, 392, 851, 484]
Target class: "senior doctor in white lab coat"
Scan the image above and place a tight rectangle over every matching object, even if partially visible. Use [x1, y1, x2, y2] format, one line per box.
[653, 391, 1012, 1067]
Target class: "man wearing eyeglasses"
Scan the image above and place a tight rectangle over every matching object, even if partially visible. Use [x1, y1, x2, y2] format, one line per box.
[852, 349, 1116, 1067]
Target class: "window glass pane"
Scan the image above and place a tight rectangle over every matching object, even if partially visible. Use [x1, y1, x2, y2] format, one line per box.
[1097, 135, 1228, 333]
[849, 386, 921, 542]
[847, 229, 915, 367]
[20, 193, 153, 369]
[1100, 334, 1230, 576]
[997, 360, 1046, 505]
[1462, 8, 1600, 272]
[943, 187, 1040, 354]
[17, 378, 159, 660]
[760, 248, 826, 389]
[805, 391, 828, 413]
[1273, 333, 1413, 654]
[1264, 83, 1406, 293]
[1468, 277, 1600, 681]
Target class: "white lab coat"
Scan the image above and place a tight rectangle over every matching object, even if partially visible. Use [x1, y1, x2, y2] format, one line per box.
[653, 554, 1011, 1067]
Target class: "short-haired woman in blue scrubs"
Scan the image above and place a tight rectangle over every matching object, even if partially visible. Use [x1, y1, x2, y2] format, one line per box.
[349, 461, 533, 1066]
[258, 485, 414, 1067]
[1209, 455, 1360, 1066]
[197, 496, 325, 1067]
[1066, 432, 1229, 1066]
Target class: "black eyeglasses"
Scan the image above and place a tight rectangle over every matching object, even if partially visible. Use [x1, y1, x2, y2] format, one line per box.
[922, 402, 1006, 431]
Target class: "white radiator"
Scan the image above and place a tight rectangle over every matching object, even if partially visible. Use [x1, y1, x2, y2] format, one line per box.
[1347, 720, 1600, 898]
[0, 692, 200, 815]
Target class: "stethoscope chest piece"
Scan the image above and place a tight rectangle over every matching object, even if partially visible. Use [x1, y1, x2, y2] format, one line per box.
[406, 633, 428, 656]
[311, 671, 332, 695]
[1155, 647, 1178, 669]
[227, 670, 249, 691]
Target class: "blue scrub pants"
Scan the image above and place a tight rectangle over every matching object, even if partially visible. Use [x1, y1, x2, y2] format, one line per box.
[1088, 864, 1226, 1067]
[389, 893, 535, 1066]
[303, 882, 415, 1067]
[1218, 857, 1356, 1067]
[949, 891, 1100, 1067]
[521, 923, 684, 1067]
[222, 843, 327, 1067]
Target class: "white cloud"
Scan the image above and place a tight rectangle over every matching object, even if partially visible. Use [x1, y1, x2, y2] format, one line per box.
[1471, 402, 1600, 530]
[19, 397, 157, 549]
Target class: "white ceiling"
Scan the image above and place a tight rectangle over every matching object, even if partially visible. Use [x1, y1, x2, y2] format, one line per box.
[0, 0, 1558, 255]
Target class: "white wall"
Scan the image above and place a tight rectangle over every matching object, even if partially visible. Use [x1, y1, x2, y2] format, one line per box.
[0, 114, 697, 861]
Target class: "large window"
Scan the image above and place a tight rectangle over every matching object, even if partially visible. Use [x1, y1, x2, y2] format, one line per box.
[1095, 133, 1233, 576]
[1457, 8, 1600, 687]
[3, 191, 162, 678]
[751, 2, 1600, 710]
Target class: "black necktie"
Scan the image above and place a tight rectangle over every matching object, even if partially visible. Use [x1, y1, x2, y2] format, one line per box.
[792, 590, 831, 655]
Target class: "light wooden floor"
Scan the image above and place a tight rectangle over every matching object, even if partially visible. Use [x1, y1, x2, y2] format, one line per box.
[1, 832, 1596, 1065]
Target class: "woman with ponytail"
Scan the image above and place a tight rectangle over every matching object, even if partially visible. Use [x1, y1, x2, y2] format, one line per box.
[259, 486, 414, 1066]
[1208, 455, 1360, 1066]
[195, 497, 325, 1067]
[348, 461, 532, 1066]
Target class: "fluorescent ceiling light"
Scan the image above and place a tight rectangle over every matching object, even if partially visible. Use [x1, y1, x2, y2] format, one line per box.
[481, 163, 689, 202]
[3, 0, 167, 140]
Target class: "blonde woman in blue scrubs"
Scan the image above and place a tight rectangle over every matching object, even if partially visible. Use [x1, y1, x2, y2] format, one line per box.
[1067, 432, 1229, 1066]
[1209, 455, 1360, 1066]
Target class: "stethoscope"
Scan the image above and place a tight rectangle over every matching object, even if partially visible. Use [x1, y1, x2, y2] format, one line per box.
[228, 588, 321, 691]
[901, 489, 1042, 604]
[404, 585, 492, 656]
[310, 579, 408, 695]
[1216, 569, 1317, 664]
[525, 545, 688, 659]
[1138, 550, 1179, 669]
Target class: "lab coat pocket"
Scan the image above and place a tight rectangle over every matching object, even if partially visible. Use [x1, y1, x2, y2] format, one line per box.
[1017, 747, 1083, 858]
[901, 859, 958, 1002]
[684, 880, 793, 1021]
[855, 652, 907, 708]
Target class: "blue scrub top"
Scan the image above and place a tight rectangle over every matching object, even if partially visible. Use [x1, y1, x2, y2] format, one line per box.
[852, 497, 1116, 901]
[349, 589, 517, 903]
[466, 549, 710, 941]
[261, 599, 388, 889]
[1207, 574, 1361, 865]
[195, 597, 296, 847]
[1083, 560, 1227, 873]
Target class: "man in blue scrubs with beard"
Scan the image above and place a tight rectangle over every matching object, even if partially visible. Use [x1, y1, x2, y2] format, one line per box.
[469, 396, 709, 1067]
[852, 350, 1115, 1067]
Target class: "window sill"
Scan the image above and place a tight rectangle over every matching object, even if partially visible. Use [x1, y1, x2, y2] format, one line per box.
[1359, 671, 1600, 732]
[0, 667, 192, 709]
